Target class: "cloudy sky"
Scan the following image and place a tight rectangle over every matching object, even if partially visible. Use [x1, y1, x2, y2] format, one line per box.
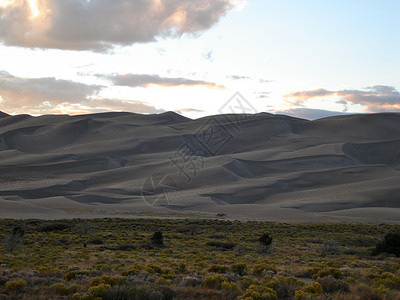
[0, 0, 399, 119]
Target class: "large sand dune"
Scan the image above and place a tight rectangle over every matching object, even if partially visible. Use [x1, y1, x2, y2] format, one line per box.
[0, 111, 399, 222]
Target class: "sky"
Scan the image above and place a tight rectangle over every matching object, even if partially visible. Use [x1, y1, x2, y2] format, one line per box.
[0, 0, 399, 119]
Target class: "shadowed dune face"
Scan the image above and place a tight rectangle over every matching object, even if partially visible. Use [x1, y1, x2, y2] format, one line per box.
[0, 111, 400, 222]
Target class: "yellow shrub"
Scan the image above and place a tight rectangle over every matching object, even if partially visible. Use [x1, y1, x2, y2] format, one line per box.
[89, 283, 111, 298]
[5, 279, 26, 294]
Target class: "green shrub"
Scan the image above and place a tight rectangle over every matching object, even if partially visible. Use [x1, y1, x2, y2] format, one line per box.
[312, 267, 342, 279]
[374, 233, 400, 257]
[253, 264, 276, 276]
[221, 281, 239, 292]
[63, 270, 91, 281]
[89, 276, 126, 287]
[49, 283, 79, 295]
[5, 279, 26, 294]
[155, 277, 172, 285]
[372, 272, 400, 290]
[146, 264, 163, 275]
[208, 264, 229, 274]
[3, 226, 24, 252]
[203, 275, 226, 289]
[151, 231, 164, 246]
[304, 281, 323, 295]
[239, 284, 277, 300]
[317, 275, 349, 293]
[241, 276, 257, 289]
[206, 241, 236, 249]
[89, 283, 112, 298]
[259, 233, 273, 246]
[40, 223, 71, 232]
[231, 263, 247, 276]
[265, 276, 305, 299]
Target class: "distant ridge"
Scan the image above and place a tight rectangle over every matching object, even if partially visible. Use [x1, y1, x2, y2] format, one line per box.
[1, 110, 400, 222]
[0, 111, 10, 118]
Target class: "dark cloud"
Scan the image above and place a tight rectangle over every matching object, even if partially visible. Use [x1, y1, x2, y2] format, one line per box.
[0, 0, 237, 51]
[273, 108, 350, 120]
[0, 71, 162, 115]
[285, 86, 400, 112]
[102, 73, 225, 89]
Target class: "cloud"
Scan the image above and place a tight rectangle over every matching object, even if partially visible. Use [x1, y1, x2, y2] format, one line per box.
[273, 108, 350, 120]
[0, 70, 103, 109]
[259, 79, 273, 83]
[202, 50, 214, 61]
[284, 86, 400, 112]
[0, 0, 237, 51]
[0, 71, 163, 115]
[226, 75, 251, 80]
[102, 73, 225, 89]
[175, 108, 204, 113]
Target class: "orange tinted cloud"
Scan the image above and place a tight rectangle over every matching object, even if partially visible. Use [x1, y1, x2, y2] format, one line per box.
[102, 73, 225, 89]
[284, 86, 400, 112]
[0, 0, 237, 51]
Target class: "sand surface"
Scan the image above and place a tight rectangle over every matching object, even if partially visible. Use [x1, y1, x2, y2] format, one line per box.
[0, 111, 399, 222]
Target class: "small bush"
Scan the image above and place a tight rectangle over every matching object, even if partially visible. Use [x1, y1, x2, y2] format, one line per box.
[203, 275, 226, 289]
[146, 264, 163, 275]
[117, 244, 137, 251]
[253, 264, 277, 276]
[208, 264, 229, 274]
[241, 276, 256, 289]
[5, 279, 26, 294]
[321, 240, 340, 255]
[221, 281, 239, 292]
[304, 281, 323, 295]
[266, 276, 305, 299]
[155, 277, 172, 285]
[3, 226, 24, 252]
[239, 284, 277, 300]
[375, 233, 400, 257]
[317, 275, 349, 293]
[39, 223, 71, 232]
[63, 270, 91, 281]
[312, 267, 342, 279]
[89, 283, 112, 298]
[49, 283, 79, 295]
[372, 272, 400, 290]
[89, 276, 126, 287]
[206, 241, 236, 249]
[151, 231, 164, 246]
[259, 233, 273, 246]
[231, 263, 247, 276]
[88, 238, 103, 245]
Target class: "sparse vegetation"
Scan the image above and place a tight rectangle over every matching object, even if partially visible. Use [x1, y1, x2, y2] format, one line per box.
[0, 218, 399, 299]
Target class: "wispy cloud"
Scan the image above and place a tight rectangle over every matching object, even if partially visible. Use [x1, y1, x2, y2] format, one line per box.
[285, 86, 400, 112]
[226, 75, 251, 80]
[101, 73, 225, 89]
[0, 0, 238, 51]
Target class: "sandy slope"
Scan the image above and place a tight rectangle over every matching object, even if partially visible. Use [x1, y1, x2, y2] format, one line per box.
[0, 111, 399, 222]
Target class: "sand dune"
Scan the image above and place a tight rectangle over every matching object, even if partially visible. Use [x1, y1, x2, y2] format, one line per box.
[0, 111, 399, 222]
